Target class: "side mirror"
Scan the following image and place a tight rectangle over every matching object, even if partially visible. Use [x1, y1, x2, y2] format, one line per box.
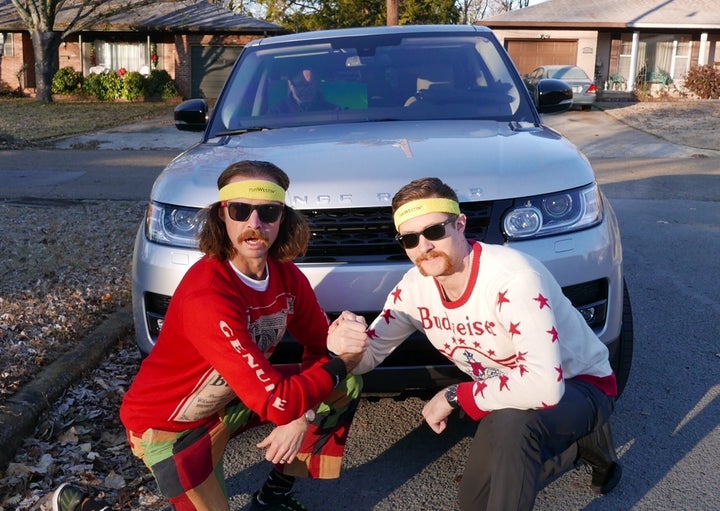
[535, 79, 573, 114]
[174, 99, 208, 132]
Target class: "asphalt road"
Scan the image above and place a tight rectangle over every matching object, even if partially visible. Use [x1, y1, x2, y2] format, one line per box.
[1, 109, 718, 510]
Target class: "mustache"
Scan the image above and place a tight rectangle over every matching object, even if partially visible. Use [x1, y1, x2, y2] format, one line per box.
[238, 228, 270, 244]
[414, 250, 451, 276]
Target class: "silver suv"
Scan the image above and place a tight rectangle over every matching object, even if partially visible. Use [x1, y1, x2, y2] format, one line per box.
[132, 25, 633, 395]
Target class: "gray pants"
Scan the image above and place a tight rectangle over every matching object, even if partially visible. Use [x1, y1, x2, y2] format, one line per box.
[458, 379, 617, 511]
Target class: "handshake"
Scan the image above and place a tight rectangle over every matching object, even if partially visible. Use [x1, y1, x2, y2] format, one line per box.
[326, 311, 370, 371]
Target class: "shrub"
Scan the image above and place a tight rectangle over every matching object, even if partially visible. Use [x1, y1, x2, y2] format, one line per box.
[683, 64, 720, 99]
[146, 69, 179, 99]
[52, 67, 83, 94]
[123, 71, 146, 101]
[83, 72, 107, 99]
[101, 71, 125, 100]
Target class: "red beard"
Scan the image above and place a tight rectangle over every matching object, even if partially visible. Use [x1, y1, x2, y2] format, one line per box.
[414, 250, 452, 277]
[238, 228, 270, 245]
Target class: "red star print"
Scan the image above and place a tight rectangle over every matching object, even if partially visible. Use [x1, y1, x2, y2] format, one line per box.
[497, 290, 510, 310]
[516, 351, 527, 362]
[455, 337, 466, 345]
[487, 349, 495, 357]
[391, 286, 402, 304]
[474, 381, 488, 398]
[547, 326, 559, 343]
[473, 341, 481, 348]
[541, 402, 554, 409]
[499, 375, 510, 391]
[519, 365, 529, 376]
[555, 365, 563, 382]
[367, 328, 377, 339]
[444, 342, 451, 351]
[381, 309, 395, 324]
[471, 362, 486, 378]
[534, 293, 551, 309]
[509, 322, 521, 337]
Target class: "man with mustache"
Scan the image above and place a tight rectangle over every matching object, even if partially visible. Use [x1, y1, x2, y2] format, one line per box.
[343, 177, 621, 511]
[49, 160, 367, 511]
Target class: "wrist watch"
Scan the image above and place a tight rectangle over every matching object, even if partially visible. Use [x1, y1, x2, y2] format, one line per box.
[445, 384, 460, 409]
[304, 408, 316, 423]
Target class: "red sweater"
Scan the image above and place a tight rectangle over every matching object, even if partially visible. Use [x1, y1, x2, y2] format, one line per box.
[120, 256, 336, 434]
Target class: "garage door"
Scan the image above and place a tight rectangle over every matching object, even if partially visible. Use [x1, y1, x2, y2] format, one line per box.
[190, 45, 244, 99]
[506, 40, 578, 76]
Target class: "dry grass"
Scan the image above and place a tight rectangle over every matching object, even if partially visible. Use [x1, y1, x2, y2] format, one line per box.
[0, 98, 177, 145]
[596, 100, 720, 151]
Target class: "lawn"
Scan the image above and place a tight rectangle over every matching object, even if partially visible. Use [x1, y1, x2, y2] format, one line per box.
[0, 97, 177, 144]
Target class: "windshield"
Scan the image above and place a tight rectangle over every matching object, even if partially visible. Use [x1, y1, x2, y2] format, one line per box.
[208, 31, 535, 137]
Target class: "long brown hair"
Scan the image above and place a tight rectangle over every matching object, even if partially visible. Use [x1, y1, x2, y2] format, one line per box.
[198, 160, 310, 262]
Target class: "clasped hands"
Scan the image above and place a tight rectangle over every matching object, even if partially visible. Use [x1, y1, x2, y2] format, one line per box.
[327, 310, 369, 371]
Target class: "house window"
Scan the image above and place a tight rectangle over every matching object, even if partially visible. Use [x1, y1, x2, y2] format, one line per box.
[643, 34, 691, 83]
[93, 40, 149, 73]
[671, 38, 691, 80]
[618, 33, 691, 86]
[617, 37, 640, 87]
[0, 32, 14, 57]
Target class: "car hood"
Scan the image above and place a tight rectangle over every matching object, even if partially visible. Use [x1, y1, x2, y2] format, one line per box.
[153, 120, 594, 209]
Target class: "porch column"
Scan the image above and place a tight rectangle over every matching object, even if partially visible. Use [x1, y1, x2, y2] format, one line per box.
[79, 34, 84, 75]
[627, 31, 639, 92]
[698, 32, 708, 66]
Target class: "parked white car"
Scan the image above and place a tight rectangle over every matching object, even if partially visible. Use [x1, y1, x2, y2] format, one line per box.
[132, 25, 633, 395]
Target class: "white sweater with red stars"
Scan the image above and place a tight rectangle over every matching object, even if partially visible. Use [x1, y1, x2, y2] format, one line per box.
[354, 241, 616, 420]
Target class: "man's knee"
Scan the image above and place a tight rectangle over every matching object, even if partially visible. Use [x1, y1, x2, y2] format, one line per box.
[481, 408, 540, 445]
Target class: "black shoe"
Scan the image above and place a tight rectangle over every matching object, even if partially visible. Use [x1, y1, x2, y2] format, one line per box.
[249, 491, 308, 510]
[591, 461, 622, 494]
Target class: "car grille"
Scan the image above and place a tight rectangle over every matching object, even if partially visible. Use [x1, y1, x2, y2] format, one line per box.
[298, 200, 505, 262]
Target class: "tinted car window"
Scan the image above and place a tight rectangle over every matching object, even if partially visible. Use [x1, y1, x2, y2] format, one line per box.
[209, 32, 535, 137]
[547, 67, 590, 80]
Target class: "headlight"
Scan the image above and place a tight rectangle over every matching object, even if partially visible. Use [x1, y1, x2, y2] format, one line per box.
[145, 202, 203, 248]
[503, 184, 603, 240]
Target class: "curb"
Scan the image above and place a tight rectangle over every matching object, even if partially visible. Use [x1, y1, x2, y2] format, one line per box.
[0, 305, 134, 470]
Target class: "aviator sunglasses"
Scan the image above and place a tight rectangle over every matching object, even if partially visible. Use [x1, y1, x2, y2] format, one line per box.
[222, 201, 284, 223]
[395, 216, 457, 249]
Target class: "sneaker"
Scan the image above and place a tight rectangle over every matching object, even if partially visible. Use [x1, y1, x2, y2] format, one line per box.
[51, 483, 87, 511]
[591, 461, 622, 494]
[249, 491, 308, 511]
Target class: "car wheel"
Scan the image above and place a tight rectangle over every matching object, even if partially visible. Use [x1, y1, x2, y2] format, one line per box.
[610, 280, 634, 397]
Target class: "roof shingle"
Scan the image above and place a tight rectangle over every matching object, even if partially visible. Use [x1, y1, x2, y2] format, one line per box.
[481, 0, 720, 29]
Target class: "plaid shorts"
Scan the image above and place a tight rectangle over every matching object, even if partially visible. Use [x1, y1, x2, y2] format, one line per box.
[127, 374, 362, 511]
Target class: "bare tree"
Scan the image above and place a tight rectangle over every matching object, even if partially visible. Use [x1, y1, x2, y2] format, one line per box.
[494, 0, 529, 12]
[458, 0, 491, 24]
[10, 0, 156, 103]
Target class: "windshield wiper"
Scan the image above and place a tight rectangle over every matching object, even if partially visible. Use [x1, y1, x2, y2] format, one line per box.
[215, 127, 270, 137]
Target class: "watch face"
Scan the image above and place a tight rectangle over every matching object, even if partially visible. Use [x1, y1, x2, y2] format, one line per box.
[445, 385, 459, 408]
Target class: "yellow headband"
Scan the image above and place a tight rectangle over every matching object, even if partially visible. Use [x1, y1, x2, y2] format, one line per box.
[393, 198, 460, 229]
[218, 180, 286, 203]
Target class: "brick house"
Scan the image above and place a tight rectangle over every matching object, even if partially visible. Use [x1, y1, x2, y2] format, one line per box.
[478, 0, 720, 93]
[0, 0, 288, 99]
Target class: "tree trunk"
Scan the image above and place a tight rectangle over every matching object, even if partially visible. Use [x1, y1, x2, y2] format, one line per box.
[30, 30, 61, 103]
[387, 0, 398, 25]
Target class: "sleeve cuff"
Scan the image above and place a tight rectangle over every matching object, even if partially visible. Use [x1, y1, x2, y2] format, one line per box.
[320, 357, 347, 387]
[457, 382, 491, 421]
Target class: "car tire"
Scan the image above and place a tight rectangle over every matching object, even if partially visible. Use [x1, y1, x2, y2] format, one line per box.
[610, 280, 634, 398]
[581, 105, 592, 111]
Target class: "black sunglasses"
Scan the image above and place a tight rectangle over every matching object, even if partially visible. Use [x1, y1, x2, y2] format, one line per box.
[222, 202, 284, 223]
[395, 217, 457, 249]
